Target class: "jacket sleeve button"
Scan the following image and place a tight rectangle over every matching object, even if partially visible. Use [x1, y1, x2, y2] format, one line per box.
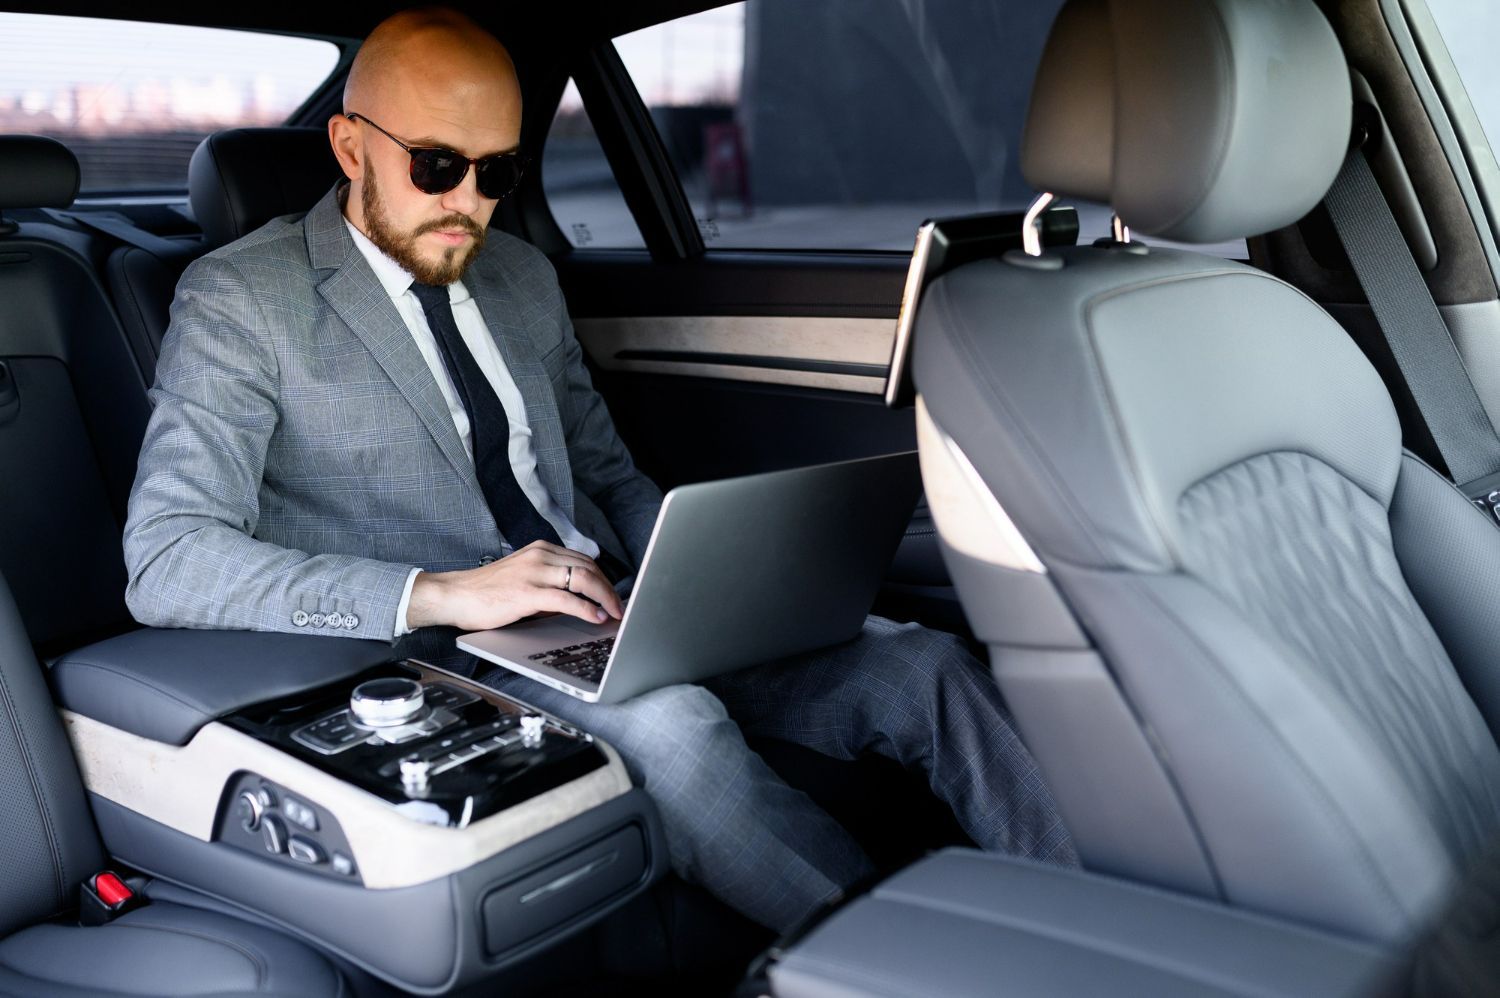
[342, 614, 360, 630]
[292, 610, 310, 627]
[325, 612, 345, 629]
[310, 613, 326, 627]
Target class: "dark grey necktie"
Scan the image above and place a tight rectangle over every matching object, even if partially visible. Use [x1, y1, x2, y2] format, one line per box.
[409, 282, 563, 550]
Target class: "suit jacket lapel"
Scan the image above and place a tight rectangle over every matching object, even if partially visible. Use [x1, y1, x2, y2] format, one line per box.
[470, 274, 576, 520]
[305, 189, 479, 491]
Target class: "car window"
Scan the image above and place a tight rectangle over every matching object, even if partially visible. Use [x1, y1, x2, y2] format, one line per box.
[1423, 0, 1500, 151]
[546, 0, 1244, 257]
[542, 79, 646, 249]
[0, 13, 340, 195]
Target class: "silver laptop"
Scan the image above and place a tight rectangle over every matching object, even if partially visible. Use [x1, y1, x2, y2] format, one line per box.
[458, 451, 921, 703]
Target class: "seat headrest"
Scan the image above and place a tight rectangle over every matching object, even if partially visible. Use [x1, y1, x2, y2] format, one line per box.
[1021, 0, 1351, 244]
[0, 135, 80, 209]
[189, 127, 344, 249]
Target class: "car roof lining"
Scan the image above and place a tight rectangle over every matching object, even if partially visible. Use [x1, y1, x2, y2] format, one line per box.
[0, 0, 734, 52]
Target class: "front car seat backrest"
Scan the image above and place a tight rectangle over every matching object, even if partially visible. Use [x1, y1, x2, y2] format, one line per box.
[188, 127, 343, 250]
[913, 0, 1500, 944]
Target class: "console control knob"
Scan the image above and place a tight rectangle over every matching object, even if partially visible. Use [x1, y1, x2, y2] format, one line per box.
[400, 754, 432, 796]
[520, 714, 545, 749]
[261, 815, 287, 855]
[236, 790, 263, 833]
[350, 678, 426, 728]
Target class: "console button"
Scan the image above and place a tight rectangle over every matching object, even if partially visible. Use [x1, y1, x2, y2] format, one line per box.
[331, 852, 356, 877]
[350, 677, 426, 728]
[287, 836, 326, 866]
[256, 784, 276, 809]
[261, 815, 287, 855]
[282, 797, 319, 832]
[423, 683, 480, 710]
[235, 791, 263, 832]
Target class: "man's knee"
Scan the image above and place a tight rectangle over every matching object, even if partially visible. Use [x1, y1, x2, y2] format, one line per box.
[858, 618, 981, 693]
[612, 683, 743, 783]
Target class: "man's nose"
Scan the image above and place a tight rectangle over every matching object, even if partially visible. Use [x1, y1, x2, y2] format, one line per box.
[439, 163, 484, 215]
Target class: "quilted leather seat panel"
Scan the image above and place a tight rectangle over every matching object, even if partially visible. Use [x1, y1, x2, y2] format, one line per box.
[1177, 451, 1500, 863]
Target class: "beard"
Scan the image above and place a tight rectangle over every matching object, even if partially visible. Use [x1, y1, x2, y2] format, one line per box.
[360, 167, 486, 286]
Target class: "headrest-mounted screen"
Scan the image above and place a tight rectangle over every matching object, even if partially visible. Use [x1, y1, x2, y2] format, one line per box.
[885, 205, 1079, 408]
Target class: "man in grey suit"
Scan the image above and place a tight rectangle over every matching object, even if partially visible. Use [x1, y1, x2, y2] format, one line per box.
[124, 8, 1072, 933]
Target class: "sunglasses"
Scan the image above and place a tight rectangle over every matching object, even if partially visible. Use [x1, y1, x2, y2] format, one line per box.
[346, 112, 526, 200]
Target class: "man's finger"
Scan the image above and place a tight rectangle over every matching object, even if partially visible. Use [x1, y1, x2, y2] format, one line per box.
[562, 564, 623, 619]
[537, 585, 614, 625]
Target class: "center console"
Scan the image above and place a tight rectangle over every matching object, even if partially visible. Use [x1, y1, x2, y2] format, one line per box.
[50, 629, 665, 994]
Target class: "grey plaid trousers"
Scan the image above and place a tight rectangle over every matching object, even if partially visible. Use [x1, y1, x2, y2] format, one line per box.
[481, 614, 1076, 933]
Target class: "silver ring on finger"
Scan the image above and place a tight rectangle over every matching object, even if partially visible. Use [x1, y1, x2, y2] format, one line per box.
[563, 565, 573, 592]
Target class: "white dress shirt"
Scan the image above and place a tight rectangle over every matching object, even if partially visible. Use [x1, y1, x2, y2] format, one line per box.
[344, 221, 599, 637]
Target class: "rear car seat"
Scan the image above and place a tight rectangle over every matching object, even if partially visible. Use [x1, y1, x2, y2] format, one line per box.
[0, 136, 153, 657]
[0, 133, 381, 997]
[187, 127, 343, 255]
[97, 126, 342, 387]
[0, 567, 351, 997]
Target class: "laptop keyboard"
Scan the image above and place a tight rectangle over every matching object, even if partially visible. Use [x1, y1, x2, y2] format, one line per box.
[528, 637, 616, 686]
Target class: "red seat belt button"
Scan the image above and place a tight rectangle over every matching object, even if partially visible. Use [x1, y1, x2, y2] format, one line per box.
[93, 872, 133, 908]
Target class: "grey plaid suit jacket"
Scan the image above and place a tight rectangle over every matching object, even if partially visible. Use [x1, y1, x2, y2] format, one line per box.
[123, 185, 663, 644]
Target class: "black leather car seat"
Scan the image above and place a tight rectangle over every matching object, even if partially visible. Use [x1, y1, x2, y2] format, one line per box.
[0, 136, 153, 657]
[911, 0, 1500, 945]
[0, 569, 349, 997]
[95, 126, 342, 390]
[189, 127, 344, 252]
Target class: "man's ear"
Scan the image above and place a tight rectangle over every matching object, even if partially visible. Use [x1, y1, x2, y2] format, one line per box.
[328, 114, 363, 181]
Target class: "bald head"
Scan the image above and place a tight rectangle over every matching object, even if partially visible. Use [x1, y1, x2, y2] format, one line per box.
[331, 6, 523, 285]
[344, 8, 519, 122]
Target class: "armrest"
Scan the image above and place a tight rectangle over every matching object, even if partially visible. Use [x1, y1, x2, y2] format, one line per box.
[771, 850, 1402, 998]
[51, 628, 393, 745]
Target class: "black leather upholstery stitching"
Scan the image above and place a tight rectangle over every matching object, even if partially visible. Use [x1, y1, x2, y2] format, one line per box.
[100, 922, 268, 988]
[0, 664, 68, 914]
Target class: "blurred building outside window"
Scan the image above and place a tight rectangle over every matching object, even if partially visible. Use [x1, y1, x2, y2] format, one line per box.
[0, 13, 340, 194]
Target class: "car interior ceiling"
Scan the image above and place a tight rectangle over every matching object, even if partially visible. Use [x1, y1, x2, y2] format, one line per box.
[3, 0, 1500, 994]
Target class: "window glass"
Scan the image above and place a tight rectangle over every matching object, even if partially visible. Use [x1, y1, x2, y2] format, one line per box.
[0, 13, 340, 194]
[542, 79, 646, 249]
[615, 0, 1070, 252]
[1424, 0, 1500, 151]
[548, 1, 1245, 256]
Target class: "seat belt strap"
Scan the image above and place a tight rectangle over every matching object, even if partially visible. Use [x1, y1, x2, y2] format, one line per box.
[44, 208, 187, 259]
[1323, 145, 1500, 493]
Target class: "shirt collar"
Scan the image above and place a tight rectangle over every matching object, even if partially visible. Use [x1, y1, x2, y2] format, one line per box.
[344, 217, 472, 306]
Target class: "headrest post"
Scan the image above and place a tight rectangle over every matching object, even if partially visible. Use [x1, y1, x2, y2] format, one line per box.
[1022, 192, 1058, 257]
[1111, 215, 1131, 245]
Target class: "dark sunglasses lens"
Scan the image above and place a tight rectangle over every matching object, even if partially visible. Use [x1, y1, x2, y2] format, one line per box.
[409, 148, 468, 195]
[475, 155, 524, 200]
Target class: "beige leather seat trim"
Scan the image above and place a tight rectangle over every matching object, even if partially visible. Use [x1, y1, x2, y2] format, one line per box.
[63, 710, 633, 890]
[916, 395, 1045, 573]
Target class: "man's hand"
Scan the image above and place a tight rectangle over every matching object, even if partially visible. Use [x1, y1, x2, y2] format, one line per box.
[405, 541, 624, 631]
